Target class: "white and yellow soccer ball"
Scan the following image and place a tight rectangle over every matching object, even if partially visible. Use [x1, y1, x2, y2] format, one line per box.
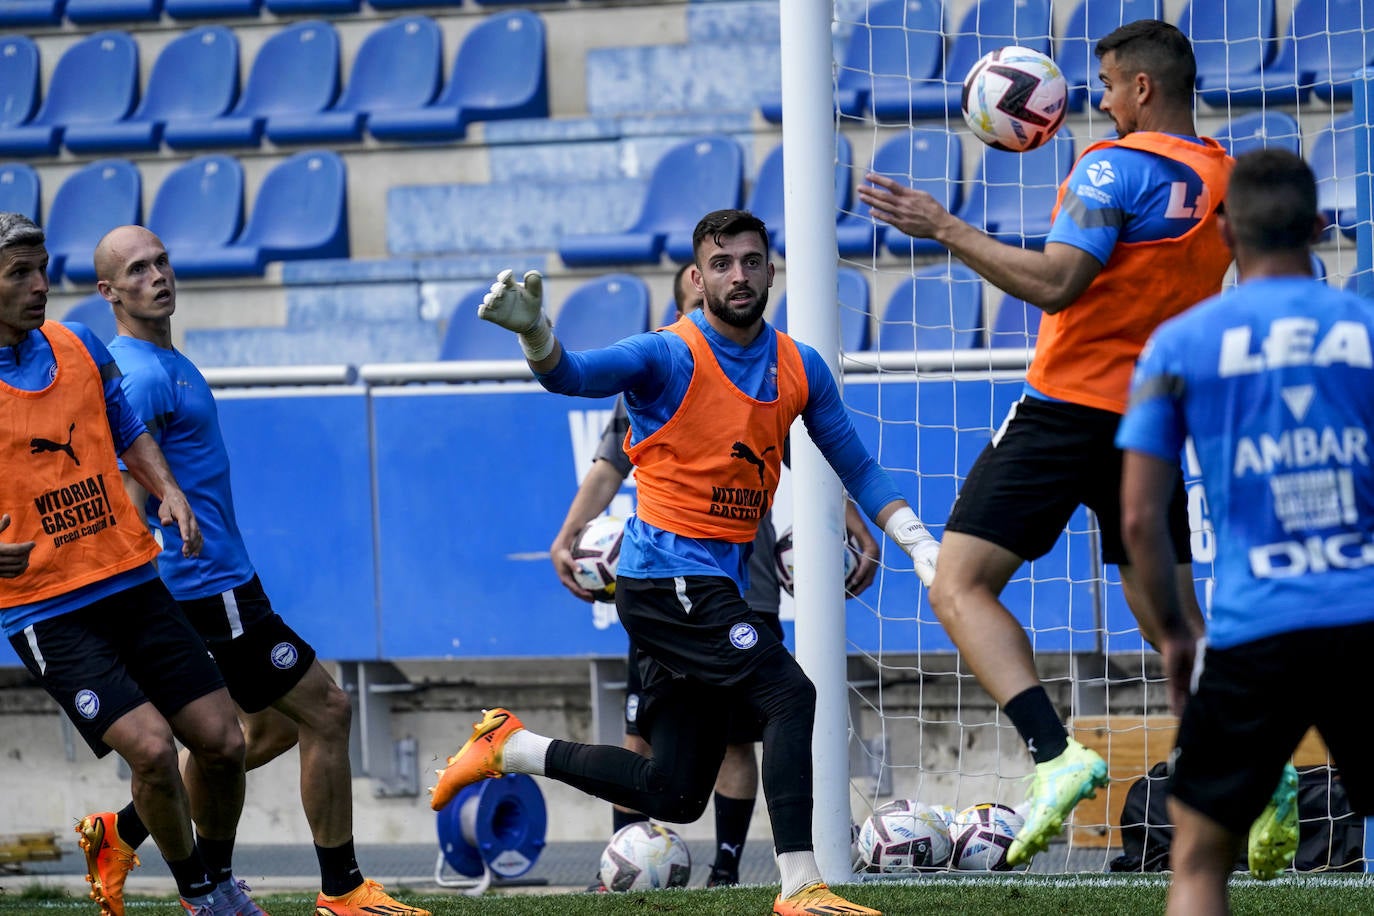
[856, 799, 953, 872]
[961, 46, 1068, 152]
[570, 514, 625, 601]
[598, 822, 692, 891]
[949, 802, 1027, 871]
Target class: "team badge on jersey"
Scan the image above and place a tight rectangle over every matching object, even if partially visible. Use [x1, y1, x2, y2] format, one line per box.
[729, 622, 759, 650]
[75, 689, 100, 719]
[270, 641, 299, 670]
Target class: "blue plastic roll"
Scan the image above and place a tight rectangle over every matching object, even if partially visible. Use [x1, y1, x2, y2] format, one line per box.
[435, 774, 547, 879]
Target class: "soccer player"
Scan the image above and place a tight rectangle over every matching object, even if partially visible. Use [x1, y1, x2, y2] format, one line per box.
[78, 225, 428, 916]
[0, 212, 255, 916]
[1118, 149, 1374, 915]
[856, 19, 1233, 864]
[550, 264, 880, 888]
[434, 209, 938, 916]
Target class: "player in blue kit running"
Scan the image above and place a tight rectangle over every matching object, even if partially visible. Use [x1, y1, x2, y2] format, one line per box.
[79, 225, 428, 916]
[1119, 149, 1374, 915]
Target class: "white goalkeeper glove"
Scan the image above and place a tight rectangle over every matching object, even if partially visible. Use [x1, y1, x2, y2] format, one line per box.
[479, 268, 555, 361]
[884, 505, 939, 588]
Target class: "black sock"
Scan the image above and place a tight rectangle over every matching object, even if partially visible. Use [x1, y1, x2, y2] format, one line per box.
[612, 808, 649, 833]
[194, 833, 235, 886]
[166, 850, 214, 901]
[315, 839, 364, 898]
[1003, 686, 1069, 764]
[712, 792, 754, 874]
[115, 802, 149, 850]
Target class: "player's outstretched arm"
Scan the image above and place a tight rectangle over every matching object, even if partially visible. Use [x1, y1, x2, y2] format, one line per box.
[874, 501, 939, 588]
[121, 432, 203, 558]
[551, 459, 626, 601]
[479, 269, 563, 372]
[0, 515, 36, 578]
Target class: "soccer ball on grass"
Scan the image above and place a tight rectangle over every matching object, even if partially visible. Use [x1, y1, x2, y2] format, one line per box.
[856, 799, 953, 872]
[948, 802, 1026, 871]
[961, 46, 1068, 152]
[598, 822, 692, 891]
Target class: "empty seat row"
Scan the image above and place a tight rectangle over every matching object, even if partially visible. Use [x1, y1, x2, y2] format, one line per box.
[0, 11, 546, 157]
[0, 150, 347, 284]
[0, 0, 546, 27]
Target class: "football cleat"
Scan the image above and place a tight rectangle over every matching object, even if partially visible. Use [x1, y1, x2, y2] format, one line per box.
[428, 708, 524, 811]
[315, 878, 431, 915]
[706, 866, 739, 888]
[217, 878, 271, 916]
[1249, 762, 1300, 881]
[773, 882, 881, 915]
[76, 811, 141, 916]
[1006, 738, 1108, 866]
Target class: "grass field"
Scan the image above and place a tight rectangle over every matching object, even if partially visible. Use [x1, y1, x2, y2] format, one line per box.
[3, 875, 1374, 915]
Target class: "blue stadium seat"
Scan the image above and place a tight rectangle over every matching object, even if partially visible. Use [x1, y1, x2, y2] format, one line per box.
[1225, 0, 1374, 106]
[956, 128, 1074, 249]
[440, 286, 526, 361]
[65, 26, 240, 154]
[0, 38, 40, 135]
[747, 134, 855, 256]
[0, 163, 40, 223]
[893, 0, 1052, 121]
[172, 150, 348, 278]
[369, 0, 459, 7]
[165, 0, 260, 16]
[1214, 110, 1302, 159]
[62, 293, 116, 345]
[1311, 252, 1328, 283]
[1184, 0, 1278, 105]
[554, 273, 651, 351]
[877, 263, 984, 350]
[45, 159, 142, 285]
[772, 266, 872, 352]
[0, 32, 138, 158]
[879, 127, 964, 259]
[558, 135, 744, 267]
[367, 10, 548, 142]
[265, 0, 358, 13]
[65, 0, 161, 23]
[268, 16, 442, 145]
[1311, 112, 1358, 240]
[148, 155, 244, 267]
[988, 293, 1041, 348]
[164, 21, 340, 150]
[1058, 0, 1162, 111]
[0, 0, 64, 26]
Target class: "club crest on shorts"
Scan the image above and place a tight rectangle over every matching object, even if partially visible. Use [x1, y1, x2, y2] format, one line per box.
[74, 689, 100, 719]
[270, 641, 299, 670]
[625, 692, 640, 723]
[729, 622, 759, 650]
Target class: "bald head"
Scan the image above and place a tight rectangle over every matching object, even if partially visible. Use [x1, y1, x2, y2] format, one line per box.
[94, 225, 163, 283]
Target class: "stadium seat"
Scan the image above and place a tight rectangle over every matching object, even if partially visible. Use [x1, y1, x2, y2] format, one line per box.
[1214, 110, 1301, 159]
[0, 0, 64, 26]
[440, 286, 526, 361]
[367, 10, 548, 142]
[64, 26, 240, 154]
[62, 293, 116, 345]
[1058, 0, 1162, 111]
[878, 127, 964, 259]
[877, 263, 985, 350]
[1311, 112, 1358, 240]
[956, 128, 1074, 249]
[0, 38, 40, 135]
[147, 155, 244, 268]
[1311, 252, 1329, 284]
[0, 163, 40, 223]
[554, 273, 651, 351]
[772, 266, 872, 352]
[1183, 0, 1278, 105]
[368, 0, 459, 8]
[746, 135, 856, 256]
[267, 16, 442, 145]
[1223, 0, 1374, 106]
[988, 294, 1041, 348]
[172, 150, 348, 278]
[891, 0, 1052, 121]
[264, 0, 358, 13]
[164, 20, 340, 150]
[165, 0, 260, 16]
[0, 32, 138, 158]
[45, 159, 142, 285]
[65, 0, 161, 23]
[558, 135, 744, 267]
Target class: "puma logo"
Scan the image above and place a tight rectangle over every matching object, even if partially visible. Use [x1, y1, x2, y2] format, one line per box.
[31, 423, 78, 466]
[730, 441, 775, 487]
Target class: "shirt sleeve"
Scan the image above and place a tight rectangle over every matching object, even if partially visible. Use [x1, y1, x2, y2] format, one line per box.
[536, 332, 673, 402]
[1116, 328, 1189, 462]
[71, 326, 149, 455]
[1046, 147, 1131, 265]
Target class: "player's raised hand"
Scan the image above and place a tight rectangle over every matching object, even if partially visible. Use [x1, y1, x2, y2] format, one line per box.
[857, 173, 952, 241]
[479, 269, 545, 333]
[0, 514, 36, 578]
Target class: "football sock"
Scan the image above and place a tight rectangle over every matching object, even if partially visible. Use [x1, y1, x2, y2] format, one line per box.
[194, 833, 234, 886]
[166, 850, 215, 901]
[776, 850, 822, 898]
[612, 808, 649, 833]
[315, 838, 364, 897]
[115, 801, 150, 850]
[504, 730, 552, 775]
[712, 792, 755, 873]
[1004, 686, 1069, 764]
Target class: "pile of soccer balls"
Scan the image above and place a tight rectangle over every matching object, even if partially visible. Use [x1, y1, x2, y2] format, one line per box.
[855, 799, 1028, 872]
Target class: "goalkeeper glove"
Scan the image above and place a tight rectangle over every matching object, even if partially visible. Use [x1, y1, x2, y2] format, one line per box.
[884, 506, 939, 588]
[479, 269, 555, 360]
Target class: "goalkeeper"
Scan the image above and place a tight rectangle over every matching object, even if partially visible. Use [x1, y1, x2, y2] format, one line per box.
[434, 209, 936, 916]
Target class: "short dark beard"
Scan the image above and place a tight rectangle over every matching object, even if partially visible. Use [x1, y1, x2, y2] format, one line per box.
[706, 287, 768, 328]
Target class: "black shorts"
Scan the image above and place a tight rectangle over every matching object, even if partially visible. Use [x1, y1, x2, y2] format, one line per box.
[8, 577, 225, 757]
[177, 575, 316, 714]
[945, 395, 1193, 565]
[1170, 621, 1374, 834]
[623, 611, 783, 743]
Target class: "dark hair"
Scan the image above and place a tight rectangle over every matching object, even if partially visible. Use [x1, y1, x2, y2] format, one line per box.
[691, 209, 770, 262]
[1225, 149, 1319, 253]
[1095, 19, 1196, 103]
[671, 262, 699, 313]
[0, 211, 44, 254]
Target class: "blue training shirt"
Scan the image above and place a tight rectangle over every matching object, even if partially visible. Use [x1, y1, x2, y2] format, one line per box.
[538, 309, 903, 591]
[108, 336, 255, 601]
[1117, 277, 1374, 649]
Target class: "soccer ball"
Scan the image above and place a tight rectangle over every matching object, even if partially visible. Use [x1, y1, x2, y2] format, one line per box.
[949, 803, 1026, 871]
[774, 525, 863, 597]
[598, 822, 692, 891]
[856, 799, 952, 872]
[570, 514, 625, 601]
[961, 46, 1068, 152]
